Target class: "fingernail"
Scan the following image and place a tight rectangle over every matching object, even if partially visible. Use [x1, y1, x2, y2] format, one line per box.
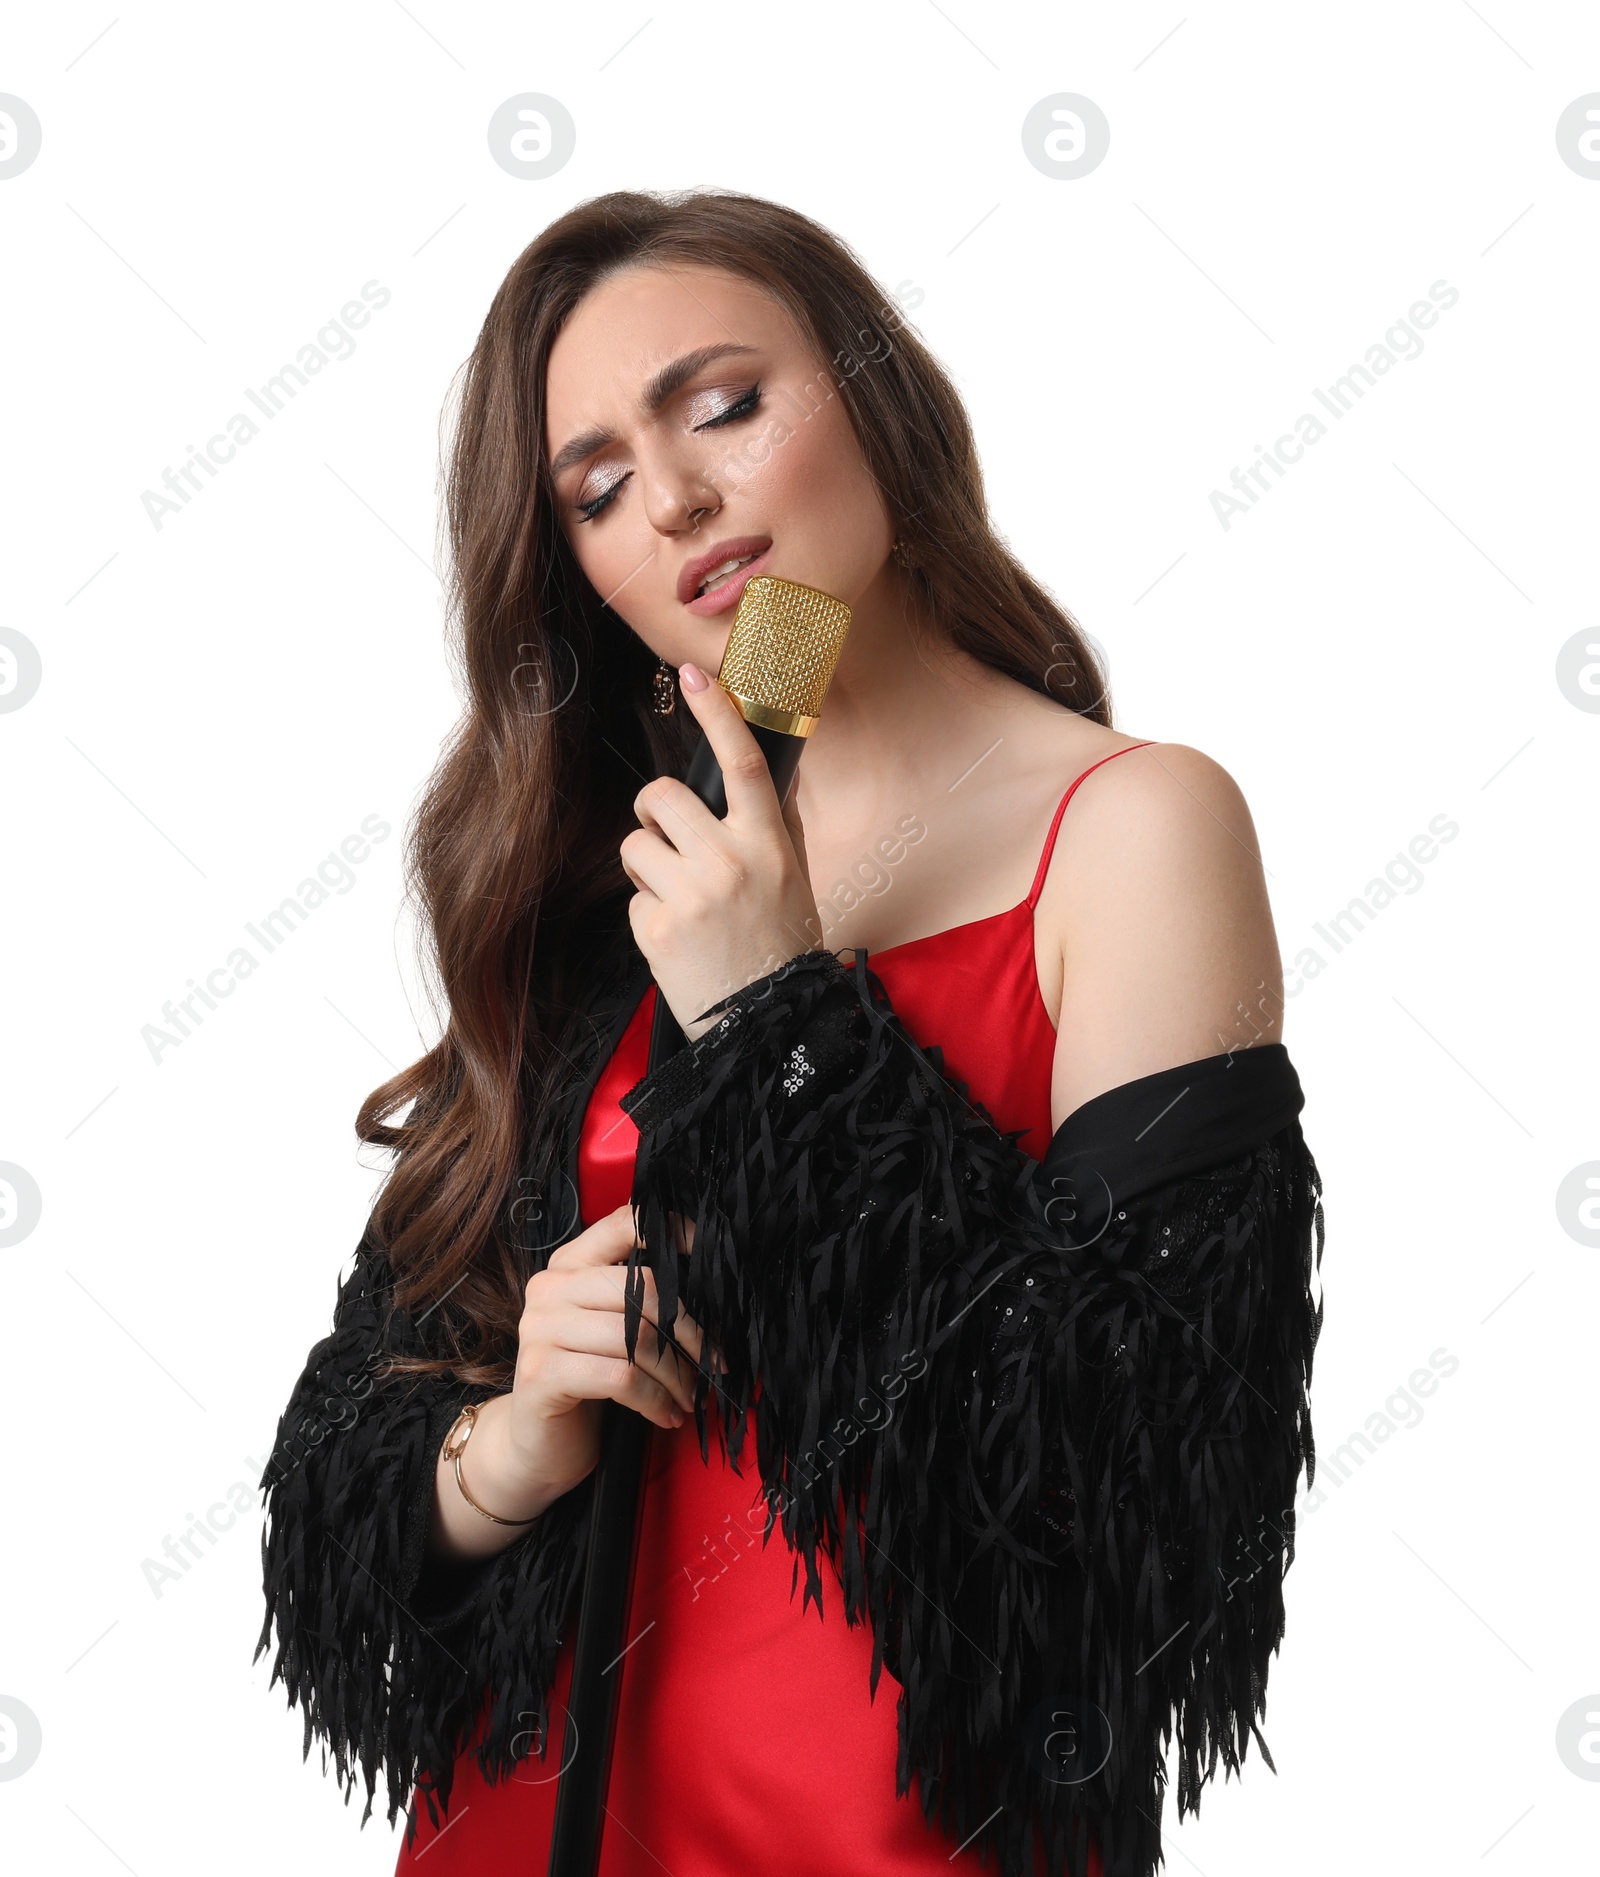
[679, 662, 708, 693]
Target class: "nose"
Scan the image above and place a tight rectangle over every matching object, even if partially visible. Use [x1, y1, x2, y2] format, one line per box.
[639, 438, 722, 539]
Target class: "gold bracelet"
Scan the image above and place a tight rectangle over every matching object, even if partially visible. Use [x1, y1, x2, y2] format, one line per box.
[441, 1400, 540, 1526]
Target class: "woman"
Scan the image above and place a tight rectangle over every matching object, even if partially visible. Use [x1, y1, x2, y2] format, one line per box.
[257, 188, 1324, 1877]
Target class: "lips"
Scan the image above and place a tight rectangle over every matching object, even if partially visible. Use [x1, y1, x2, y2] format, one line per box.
[677, 535, 773, 607]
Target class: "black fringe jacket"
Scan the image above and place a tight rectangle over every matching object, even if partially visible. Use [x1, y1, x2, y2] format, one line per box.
[257, 941, 1325, 1877]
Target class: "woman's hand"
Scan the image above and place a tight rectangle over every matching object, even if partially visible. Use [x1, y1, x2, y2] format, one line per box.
[620, 662, 824, 1041]
[428, 1203, 707, 1560]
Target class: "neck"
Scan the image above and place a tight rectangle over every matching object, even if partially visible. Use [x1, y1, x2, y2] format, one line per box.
[794, 563, 1008, 814]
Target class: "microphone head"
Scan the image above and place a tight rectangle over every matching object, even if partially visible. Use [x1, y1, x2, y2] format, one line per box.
[715, 575, 852, 738]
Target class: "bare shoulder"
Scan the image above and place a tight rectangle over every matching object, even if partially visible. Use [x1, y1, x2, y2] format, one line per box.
[1052, 737, 1260, 852]
[1033, 736, 1285, 1122]
[992, 689, 1265, 903]
[1036, 737, 1269, 921]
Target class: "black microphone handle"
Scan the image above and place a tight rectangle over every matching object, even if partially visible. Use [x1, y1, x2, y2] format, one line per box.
[545, 719, 807, 1877]
[681, 717, 806, 820]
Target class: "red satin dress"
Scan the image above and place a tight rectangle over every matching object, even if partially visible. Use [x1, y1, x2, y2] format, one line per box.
[397, 747, 1151, 1876]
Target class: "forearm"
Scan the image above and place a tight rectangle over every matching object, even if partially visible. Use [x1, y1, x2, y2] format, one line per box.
[427, 1392, 588, 1562]
[261, 1235, 605, 1834]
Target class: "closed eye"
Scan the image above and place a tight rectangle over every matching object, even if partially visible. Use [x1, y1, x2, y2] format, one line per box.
[696, 383, 762, 430]
[574, 384, 764, 524]
[576, 476, 629, 523]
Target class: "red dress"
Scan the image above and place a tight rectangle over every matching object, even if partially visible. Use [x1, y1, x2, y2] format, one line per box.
[397, 747, 1150, 1876]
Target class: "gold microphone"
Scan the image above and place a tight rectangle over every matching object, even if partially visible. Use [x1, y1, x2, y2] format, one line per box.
[683, 574, 853, 813]
[714, 574, 854, 737]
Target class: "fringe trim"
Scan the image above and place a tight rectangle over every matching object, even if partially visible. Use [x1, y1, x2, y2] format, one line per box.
[624, 951, 1325, 1877]
[253, 1237, 593, 1842]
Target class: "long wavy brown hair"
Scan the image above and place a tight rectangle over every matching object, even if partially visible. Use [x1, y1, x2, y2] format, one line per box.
[358, 186, 1111, 1387]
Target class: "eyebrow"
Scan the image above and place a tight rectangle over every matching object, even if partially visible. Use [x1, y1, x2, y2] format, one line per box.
[547, 342, 759, 482]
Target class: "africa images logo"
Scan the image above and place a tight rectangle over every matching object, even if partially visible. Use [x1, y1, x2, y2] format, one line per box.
[139, 281, 392, 530]
[1209, 281, 1460, 529]
[141, 815, 390, 1063]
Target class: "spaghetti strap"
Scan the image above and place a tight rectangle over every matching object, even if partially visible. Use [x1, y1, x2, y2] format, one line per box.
[1025, 740, 1157, 909]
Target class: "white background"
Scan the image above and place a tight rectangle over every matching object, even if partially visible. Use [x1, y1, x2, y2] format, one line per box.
[2, 2, 1596, 1872]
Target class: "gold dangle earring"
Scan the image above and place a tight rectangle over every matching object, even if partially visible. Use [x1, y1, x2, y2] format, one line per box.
[652, 656, 677, 716]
